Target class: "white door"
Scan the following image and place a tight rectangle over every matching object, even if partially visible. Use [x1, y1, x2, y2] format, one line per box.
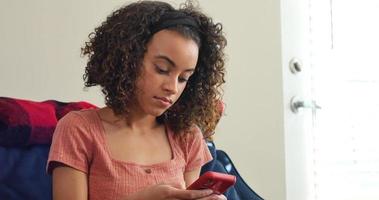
[281, 0, 317, 199]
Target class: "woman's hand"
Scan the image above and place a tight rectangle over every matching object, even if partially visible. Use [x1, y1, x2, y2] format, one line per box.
[196, 193, 227, 200]
[124, 184, 226, 200]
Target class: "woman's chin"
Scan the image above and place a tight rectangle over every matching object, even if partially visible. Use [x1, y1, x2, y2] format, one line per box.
[149, 109, 167, 117]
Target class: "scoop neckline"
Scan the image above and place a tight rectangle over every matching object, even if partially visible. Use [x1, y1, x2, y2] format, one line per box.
[92, 109, 177, 168]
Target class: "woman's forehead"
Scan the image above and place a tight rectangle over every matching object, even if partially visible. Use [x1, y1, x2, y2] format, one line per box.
[146, 30, 199, 69]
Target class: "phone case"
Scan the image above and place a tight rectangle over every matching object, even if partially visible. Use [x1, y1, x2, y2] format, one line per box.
[187, 171, 236, 194]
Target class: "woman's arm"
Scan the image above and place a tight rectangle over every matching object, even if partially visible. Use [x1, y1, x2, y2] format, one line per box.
[184, 167, 202, 187]
[52, 165, 88, 200]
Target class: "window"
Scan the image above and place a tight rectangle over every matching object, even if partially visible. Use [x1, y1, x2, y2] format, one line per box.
[309, 0, 379, 199]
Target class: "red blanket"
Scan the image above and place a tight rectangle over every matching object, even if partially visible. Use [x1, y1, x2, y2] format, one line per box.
[0, 97, 97, 147]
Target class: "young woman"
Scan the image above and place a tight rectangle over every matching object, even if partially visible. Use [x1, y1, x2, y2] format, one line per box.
[47, 1, 227, 199]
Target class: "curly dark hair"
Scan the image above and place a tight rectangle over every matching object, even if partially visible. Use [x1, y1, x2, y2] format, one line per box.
[81, 0, 226, 137]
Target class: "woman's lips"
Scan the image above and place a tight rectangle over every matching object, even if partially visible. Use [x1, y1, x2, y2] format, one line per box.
[154, 96, 172, 107]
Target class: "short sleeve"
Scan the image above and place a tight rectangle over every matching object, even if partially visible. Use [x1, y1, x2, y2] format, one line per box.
[46, 111, 93, 174]
[182, 126, 213, 172]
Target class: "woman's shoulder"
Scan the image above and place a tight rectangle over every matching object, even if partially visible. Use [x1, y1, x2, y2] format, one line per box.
[183, 124, 203, 138]
[55, 108, 101, 134]
[59, 108, 99, 124]
[170, 124, 204, 146]
[53, 108, 102, 144]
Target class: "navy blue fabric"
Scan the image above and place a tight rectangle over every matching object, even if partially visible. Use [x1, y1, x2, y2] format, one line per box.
[201, 141, 264, 200]
[0, 144, 52, 200]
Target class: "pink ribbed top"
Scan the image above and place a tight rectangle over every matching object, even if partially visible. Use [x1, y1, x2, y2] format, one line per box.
[47, 109, 212, 200]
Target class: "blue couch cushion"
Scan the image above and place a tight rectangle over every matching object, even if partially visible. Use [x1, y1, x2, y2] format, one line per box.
[0, 144, 52, 200]
[201, 141, 264, 200]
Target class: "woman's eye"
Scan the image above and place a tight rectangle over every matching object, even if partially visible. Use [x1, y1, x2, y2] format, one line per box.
[155, 66, 169, 74]
[178, 77, 189, 83]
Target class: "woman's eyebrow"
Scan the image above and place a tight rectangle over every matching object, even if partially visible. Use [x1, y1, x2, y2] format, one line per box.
[155, 55, 176, 67]
[155, 55, 195, 72]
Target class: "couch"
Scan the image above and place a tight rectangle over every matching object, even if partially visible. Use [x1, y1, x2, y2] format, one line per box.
[0, 97, 264, 200]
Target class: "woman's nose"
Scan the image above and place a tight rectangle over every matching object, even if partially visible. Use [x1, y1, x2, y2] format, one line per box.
[163, 77, 179, 94]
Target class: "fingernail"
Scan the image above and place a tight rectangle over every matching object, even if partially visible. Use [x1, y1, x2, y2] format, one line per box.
[203, 189, 213, 194]
[201, 189, 213, 195]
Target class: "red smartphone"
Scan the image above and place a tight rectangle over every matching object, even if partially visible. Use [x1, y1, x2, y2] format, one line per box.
[187, 171, 236, 194]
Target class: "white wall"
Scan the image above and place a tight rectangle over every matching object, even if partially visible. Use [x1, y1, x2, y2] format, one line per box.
[0, 1, 285, 199]
[199, 1, 286, 200]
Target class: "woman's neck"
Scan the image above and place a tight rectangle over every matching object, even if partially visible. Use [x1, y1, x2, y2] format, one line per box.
[99, 107, 160, 133]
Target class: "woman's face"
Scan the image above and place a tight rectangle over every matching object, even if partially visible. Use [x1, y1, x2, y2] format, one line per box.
[134, 29, 199, 117]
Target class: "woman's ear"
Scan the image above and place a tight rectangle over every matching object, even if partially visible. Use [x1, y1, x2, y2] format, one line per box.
[216, 100, 225, 116]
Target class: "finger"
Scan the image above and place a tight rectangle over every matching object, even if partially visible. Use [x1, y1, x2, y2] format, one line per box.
[167, 182, 185, 189]
[169, 188, 213, 199]
[196, 194, 227, 200]
[159, 180, 185, 189]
